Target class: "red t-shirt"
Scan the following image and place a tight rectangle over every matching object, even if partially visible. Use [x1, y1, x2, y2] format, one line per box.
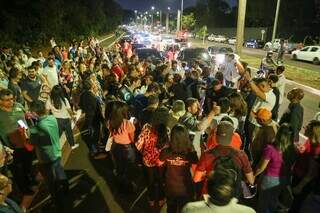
[111, 65, 124, 79]
[293, 139, 320, 178]
[196, 145, 252, 194]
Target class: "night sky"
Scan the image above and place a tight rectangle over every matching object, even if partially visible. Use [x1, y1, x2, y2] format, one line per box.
[116, 0, 237, 11]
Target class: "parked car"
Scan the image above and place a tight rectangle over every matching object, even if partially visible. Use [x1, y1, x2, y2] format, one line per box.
[245, 39, 265, 49]
[208, 46, 239, 65]
[291, 46, 320, 65]
[161, 34, 175, 46]
[207, 34, 217, 42]
[228, 37, 237, 45]
[132, 43, 146, 50]
[177, 47, 213, 67]
[213, 35, 227, 43]
[134, 48, 164, 63]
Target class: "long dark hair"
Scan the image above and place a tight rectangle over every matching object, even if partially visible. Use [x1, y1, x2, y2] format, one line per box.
[50, 85, 66, 109]
[170, 124, 193, 154]
[151, 106, 170, 149]
[107, 100, 129, 133]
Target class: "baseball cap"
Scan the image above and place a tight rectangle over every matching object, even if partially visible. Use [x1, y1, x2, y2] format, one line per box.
[216, 121, 234, 145]
[256, 108, 272, 122]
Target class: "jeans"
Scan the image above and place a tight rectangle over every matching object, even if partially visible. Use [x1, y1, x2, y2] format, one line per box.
[81, 122, 100, 155]
[145, 166, 165, 202]
[111, 143, 136, 188]
[39, 158, 68, 207]
[258, 175, 287, 213]
[56, 118, 75, 146]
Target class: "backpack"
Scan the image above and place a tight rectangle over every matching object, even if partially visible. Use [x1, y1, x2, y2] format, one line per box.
[210, 147, 243, 198]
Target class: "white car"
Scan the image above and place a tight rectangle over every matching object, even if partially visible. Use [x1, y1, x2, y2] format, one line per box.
[207, 34, 217, 42]
[228, 37, 237, 45]
[213, 35, 227, 43]
[161, 34, 175, 46]
[291, 46, 320, 65]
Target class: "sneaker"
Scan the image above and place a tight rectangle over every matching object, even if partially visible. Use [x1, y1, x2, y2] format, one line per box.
[71, 144, 80, 150]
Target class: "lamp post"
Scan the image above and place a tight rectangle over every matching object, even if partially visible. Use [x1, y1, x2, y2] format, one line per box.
[134, 10, 137, 24]
[151, 6, 155, 29]
[166, 7, 170, 33]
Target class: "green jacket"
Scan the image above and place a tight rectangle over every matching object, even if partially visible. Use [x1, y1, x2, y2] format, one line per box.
[30, 115, 61, 163]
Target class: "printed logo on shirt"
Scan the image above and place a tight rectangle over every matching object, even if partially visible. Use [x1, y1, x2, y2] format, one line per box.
[167, 157, 188, 166]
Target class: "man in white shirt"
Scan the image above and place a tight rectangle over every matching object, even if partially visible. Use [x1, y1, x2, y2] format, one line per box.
[43, 57, 58, 89]
[220, 54, 240, 88]
[182, 169, 255, 213]
[276, 65, 286, 104]
[243, 73, 276, 146]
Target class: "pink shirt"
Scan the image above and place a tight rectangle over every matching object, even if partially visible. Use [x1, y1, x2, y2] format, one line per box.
[112, 119, 135, 145]
[263, 145, 284, 177]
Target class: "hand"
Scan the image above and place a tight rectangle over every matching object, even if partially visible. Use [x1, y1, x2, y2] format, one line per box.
[211, 102, 221, 115]
[243, 71, 251, 81]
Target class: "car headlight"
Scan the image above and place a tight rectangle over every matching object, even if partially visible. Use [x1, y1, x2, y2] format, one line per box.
[216, 54, 225, 64]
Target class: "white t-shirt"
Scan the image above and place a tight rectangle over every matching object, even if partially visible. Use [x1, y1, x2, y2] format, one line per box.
[182, 197, 255, 213]
[46, 98, 71, 119]
[276, 74, 286, 104]
[250, 89, 276, 126]
[43, 66, 58, 88]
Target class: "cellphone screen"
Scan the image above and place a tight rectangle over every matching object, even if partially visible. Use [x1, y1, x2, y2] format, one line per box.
[17, 120, 28, 129]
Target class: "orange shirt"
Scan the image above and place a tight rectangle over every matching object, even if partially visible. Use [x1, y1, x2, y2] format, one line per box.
[112, 119, 135, 145]
[207, 131, 242, 150]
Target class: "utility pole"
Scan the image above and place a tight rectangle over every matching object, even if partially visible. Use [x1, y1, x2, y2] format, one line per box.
[177, 10, 181, 33]
[160, 11, 162, 26]
[181, 0, 184, 31]
[272, 0, 281, 41]
[235, 0, 247, 56]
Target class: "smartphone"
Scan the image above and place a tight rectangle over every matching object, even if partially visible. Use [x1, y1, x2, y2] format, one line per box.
[17, 120, 28, 129]
[129, 117, 136, 123]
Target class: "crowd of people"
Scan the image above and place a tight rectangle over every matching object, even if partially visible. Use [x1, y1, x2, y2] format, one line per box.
[0, 32, 320, 213]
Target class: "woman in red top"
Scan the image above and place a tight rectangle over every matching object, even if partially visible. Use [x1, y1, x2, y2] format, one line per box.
[290, 120, 320, 213]
[136, 107, 169, 207]
[106, 101, 137, 193]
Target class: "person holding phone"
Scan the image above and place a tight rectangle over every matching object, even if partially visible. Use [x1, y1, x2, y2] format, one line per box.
[0, 89, 35, 200]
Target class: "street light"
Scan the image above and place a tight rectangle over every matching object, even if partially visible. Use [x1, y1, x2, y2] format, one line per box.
[151, 6, 155, 29]
[166, 7, 171, 33]
[134, 10, 138, 24]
